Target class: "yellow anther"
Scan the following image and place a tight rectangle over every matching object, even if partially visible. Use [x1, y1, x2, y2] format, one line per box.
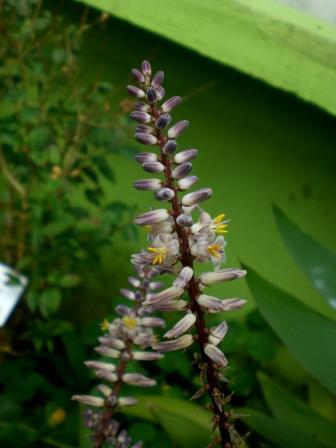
[147, 246, 168, 264]
[122, 316, 138, 330]
[208, 244, 222, 258]
[100, 318, 110, 332]
[48, 408, 66, 427]
[144, 225, 152, 233]
[213, 213, 225, 224]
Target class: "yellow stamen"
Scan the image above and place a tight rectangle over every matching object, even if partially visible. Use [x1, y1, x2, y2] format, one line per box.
[122, 316, 138, 330]
[215, 223, 228, 234]
[213, 213, 225, 224]
[147, 246, 168, 264]
[208, 244, 222, 258]
[144, 225, 152, 233]
[100, 318, 110, 332]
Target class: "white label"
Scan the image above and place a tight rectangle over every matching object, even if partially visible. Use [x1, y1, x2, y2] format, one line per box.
[0, 262, 28, 327]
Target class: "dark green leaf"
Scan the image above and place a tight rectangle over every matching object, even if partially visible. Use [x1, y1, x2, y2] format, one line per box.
[39, 289, 62, 318]
[245, 266, 336, 395]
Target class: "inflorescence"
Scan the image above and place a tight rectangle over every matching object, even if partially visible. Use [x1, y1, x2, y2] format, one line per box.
[127, 60, 247, 447]
[72, 265, 166, 448]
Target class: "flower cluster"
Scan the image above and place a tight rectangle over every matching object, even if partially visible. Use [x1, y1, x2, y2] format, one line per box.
[72, 265, 165, 448]
[127, 60, 247, 447]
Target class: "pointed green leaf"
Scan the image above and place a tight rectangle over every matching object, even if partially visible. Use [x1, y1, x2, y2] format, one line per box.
[258, 372, 336, 447]
[245, 266, 336, 395]
[273, 205, 336, 310]
[241, 408, 329, 448]
[122, 395, 212, 447]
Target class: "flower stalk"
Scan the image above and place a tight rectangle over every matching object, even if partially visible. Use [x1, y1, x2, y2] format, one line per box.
[128, 60, 247, 447]
[73, 266, 165, 448]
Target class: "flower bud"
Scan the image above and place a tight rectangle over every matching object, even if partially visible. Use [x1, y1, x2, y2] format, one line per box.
[155, 113, 172, 129]
[135, 133, 158, 146]
[122, 373, 156, 387]
[177, 175, 199, 191]
[145, 286, 184, 304]
[182, 188, 212, 206]
[142, 161, 165, 173]
[200, 269, 247, 286]
[173, 266, 193, 288]
[174, 149, 198, 164]
[161, 96, 182, 113]
[127, 85, 145, 99]
[140, 317, 165, 327]
[154, 334, 194, 352]
[164, 312, 196, 339]
[141, 60, 151, 77]
[131, 68, 145, 84]
[130, 111, 151, 124]
[133, 179, 162, 191]
[95, 346, 120, 358]
[84, 361, 116, 372]
[162, 139, 177, 155]
[167, 120, 189, 139]
[136, 124, 154, 134]
[72, 395, 104, 407]
[204, 344, 227, 367]
[134, 209, 169, 226]
[151, 70, 164, 88]
[134, 152, 158, 163]
[132, 351, 164, 361]
[172, 162, 192, 179]
[155, 86, 165, 101]
[135, 102, 150, 112]
[176, 213, 193, 227]
[147, 87, 157, 104]
[118, 397, 138, 407]
[154, 188, 175, 201]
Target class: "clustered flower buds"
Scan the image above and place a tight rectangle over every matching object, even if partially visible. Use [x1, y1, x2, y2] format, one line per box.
[128, 60, 247, 447]
[72, 265, 166, 448]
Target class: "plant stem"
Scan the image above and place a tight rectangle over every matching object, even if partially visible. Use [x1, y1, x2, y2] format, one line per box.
[151, 105, 233, 448]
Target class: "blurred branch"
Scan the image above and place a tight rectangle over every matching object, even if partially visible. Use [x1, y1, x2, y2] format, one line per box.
[0, 149, 26, 197]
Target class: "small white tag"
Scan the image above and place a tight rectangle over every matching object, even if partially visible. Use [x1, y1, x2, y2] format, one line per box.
[0, 262, 28, 327]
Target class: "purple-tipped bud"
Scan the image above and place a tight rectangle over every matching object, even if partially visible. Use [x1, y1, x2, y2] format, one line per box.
[209, 321, 228, 345]
[142, 161, 165, 173]
[130, 111, 152, 124]
[172, 162, 192, 179]
[147, 87, 157, 104]
[150, 299, 188, 312]
[128, 276, 141, 287]
[155, 86, 165, 101]
[120, 288, 136, 300]
[115, 304, 132, 315]
[134, 179, 162, 191]
[84, 361, 116, 372]
[155, 188, 175, 201]
[200, 269, 247, 286]
[132, 351, 164, 361]
[134, 152, 158, 163]
[149, 281, 164, 290]
[134, 209, 169, 226]
[145, 286, 184, 304]
[141, 60, 151, 77]
[127, 85, 145, 99]
[154, 334, 194, 352]
[177, 175, 198, 191]
[162, 139, 177, 155]
[136, 124, 154, 134]
[164, 312, 196, 339]
[174, 149, 198, 164]
[94, 346, 120, 358]
[182, 188, 212, 206]
[173, 266, 193, 288]
[72, 395, 105, 407]
[131, 68, 145, 84]
[167, 120, 189, 139]
[95, 370, 118, 383]
[135, 133, 158, 146]
[140, 317, 165, 327]
[155, 113, 172, 129]
[204, 344, 228, 367]
[161, 96, 182, 113]
[197, 294, 246, 313]
[176, 213, 193, 227]
[122, 373, 156, 387]
[151, 71, 164, 88]
[97, 384, 112, 397]
[135, 102, 150, 112]
[98, 337, 126, 350]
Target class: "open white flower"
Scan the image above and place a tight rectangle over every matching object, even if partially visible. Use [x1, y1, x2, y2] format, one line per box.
[191, 211, 229, 237]
[191, 235, 226, 269]
[146, 233, 180, 266]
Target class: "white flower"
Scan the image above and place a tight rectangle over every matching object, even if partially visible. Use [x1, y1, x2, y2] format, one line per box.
[191, 211, 229, 237]
[191, 235, 226, 269]
[146, 233, 180, 266]
[146, 217, 174, 241]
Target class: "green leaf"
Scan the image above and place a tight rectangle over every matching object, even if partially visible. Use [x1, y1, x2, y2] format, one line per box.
[39, 289, 62, 318]
[258, 372, 336, 447]
[273, 205, 336, 310]
[78, 0, 336, 116]
[245, 266, 336, 395]
[122, 395, 212, 447]
[59, 274, 82, 288]
[241, 408, 329, 448]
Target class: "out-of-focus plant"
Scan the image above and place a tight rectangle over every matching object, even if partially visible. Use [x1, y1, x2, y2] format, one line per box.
[0, 0, 134, 348]
[243, 206, 336, 447]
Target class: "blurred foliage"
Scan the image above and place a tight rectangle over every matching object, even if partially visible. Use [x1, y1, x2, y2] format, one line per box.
[0, 0, 135, 446]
